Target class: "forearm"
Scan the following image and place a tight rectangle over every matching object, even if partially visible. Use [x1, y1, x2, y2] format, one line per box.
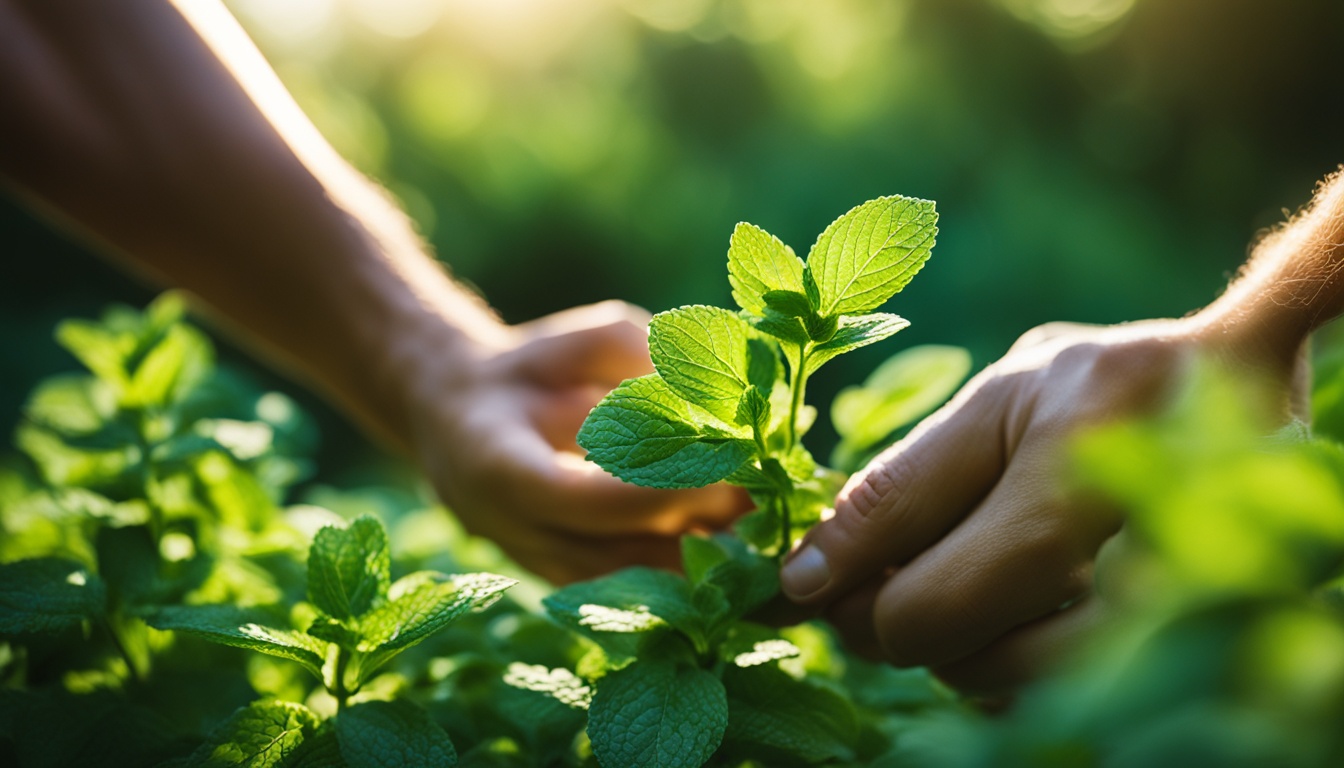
[0, 0, 504, 450]
[1200, 169, 1344, 370]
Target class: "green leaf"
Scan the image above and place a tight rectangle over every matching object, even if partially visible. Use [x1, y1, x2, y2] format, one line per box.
[721, 624, 800, 668]
[734, 505, 783, 555]
[0, 558, 106, 635]
[648, 306, 753, 422]
[749, 310, 810, 346]
[831, 344, 972, 456]
[802, 266, 821, 310]
[307, 516, 390, 621]
[761, 291, 813, 318]
[55, 320, 131, 390]
[357, 571, 516, 678]
[803, 313, 839, 343]
[23, 374, 117, 437]
[734, 386, 771, 432]
[727, 222, 806, 316]
[681, 535, 730, 585]
[577, 375, 754, 489]
[143, 605, 328, 678]
[721, 665, 858, 765]
[805, 313, 911, 375]
[124, 325, 213, 408]
[807, 195, 937, 316]
[587, 660, 728, 768]
[502, 662, 593, 710]
[336, 700, 457, 768]
[745, 337, 781, 393]
[185, 700, 320, 768]
[544, 567, 698, 641]
[700, 538, 780, 618]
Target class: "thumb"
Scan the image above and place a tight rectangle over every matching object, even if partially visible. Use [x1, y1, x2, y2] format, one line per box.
[516, 300, 654, 387]
[780, 380, 1009, 606]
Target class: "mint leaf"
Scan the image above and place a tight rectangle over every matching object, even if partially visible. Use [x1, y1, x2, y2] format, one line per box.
[336, 700, 456, 768]
[808, 195, 937, 316]
[124, 324, 213, 408]
[23, 374, 117, 436]
[587, 660, 727, 768]
[648, 306, 753, 422]
[144, 605, 327, 678]
[745, 337, 781, 393]
[721, 665, 858, 765]
[700, 538, 779, 618]
[805, 313, 911, 375]
[722, 625, 800, 668]
[577, 375, 754, 489]
[186, 700, 320, 768]
[733, 386, 771, 432]
[761, 290, 813, 318]
[503, 663, 593, 710]
[727, 222, 806, 316]
[543, 567, 697, 641]
[681, 534, 730, 585]
[0, 558, 106, 635]
[307, 516, 390, 621]
[55, 320, 130, 390]
[357, 572, 516, 677]
[749, 310, 810, 345]
[832, 344, 972, 457]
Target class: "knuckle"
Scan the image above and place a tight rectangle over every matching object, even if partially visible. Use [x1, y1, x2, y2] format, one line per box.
[874, 597, 940, 668]
[844, 458, 915, 522]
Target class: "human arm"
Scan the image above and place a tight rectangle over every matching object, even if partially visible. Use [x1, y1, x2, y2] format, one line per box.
[779, 169, 1344, 693]
[0, 0, 745, 583]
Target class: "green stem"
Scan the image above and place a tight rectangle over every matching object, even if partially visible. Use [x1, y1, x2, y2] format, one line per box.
[778, 494, 793, 560]
[104, 615, 143, 683]
[332, 647, 351, 711]
[786, 343, 811, 450]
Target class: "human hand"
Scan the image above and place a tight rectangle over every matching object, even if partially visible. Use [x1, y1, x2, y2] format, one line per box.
[779, 317, 1304, 694]
[402, 300, 751, 584]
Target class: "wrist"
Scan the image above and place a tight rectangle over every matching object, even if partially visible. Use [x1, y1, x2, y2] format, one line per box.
[369, 282, 513, 456]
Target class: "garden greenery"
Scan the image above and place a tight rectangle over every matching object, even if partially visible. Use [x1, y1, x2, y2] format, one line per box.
[3, 199, 1344, 767]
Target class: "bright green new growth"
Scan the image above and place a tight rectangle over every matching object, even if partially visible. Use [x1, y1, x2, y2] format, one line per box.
[578, 194, 938, 553]
[148, 514, 516, 712]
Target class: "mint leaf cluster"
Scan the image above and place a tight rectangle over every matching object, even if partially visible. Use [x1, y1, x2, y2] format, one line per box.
[535, 534, 856, 768]
[551, 196, 956, 767]
[2, 294, 314, 681]
[149, 514, 515, 765]
[580, 195, 938, 553]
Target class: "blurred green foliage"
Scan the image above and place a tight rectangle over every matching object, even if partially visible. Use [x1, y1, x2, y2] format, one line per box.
[5, 0, 1344, 467]
[4, 296, 1344, 763]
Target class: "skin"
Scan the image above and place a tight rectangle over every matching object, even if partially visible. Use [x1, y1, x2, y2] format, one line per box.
[0, 0, 746, 584]
[782, 170, 1344, 694]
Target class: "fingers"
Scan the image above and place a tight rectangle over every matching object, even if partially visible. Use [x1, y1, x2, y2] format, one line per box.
[515, 300, 655, 388]
[928, 597, 1108, 695]
[779, 378, 1011, 605]
[545, 451, 752, 535]
[867, 461, 1117, 668]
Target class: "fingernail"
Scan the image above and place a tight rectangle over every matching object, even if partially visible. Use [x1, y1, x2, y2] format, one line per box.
[780, 544, 831, 599]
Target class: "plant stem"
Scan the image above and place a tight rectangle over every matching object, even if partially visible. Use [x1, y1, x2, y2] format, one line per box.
[332, 647, 351, 712]
[778, 494, 792, 557]
[786, 343, 811, 450]
[104, 615, 143, 683]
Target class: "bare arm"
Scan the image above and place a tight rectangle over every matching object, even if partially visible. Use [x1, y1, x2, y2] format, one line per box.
[0, 0, 496, 448]
[0, 0, 746, 582]
[781, 168, 1344, 693]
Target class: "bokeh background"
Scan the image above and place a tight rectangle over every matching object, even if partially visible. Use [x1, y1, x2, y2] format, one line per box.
[5, 0, 1344, 474]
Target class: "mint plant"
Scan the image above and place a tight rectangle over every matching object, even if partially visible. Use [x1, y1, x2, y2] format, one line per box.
[579, 195, 940, 555]
[536, 195, 955, 767]
[3, 294, 312, 683]
[147, 514, 516, 764]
